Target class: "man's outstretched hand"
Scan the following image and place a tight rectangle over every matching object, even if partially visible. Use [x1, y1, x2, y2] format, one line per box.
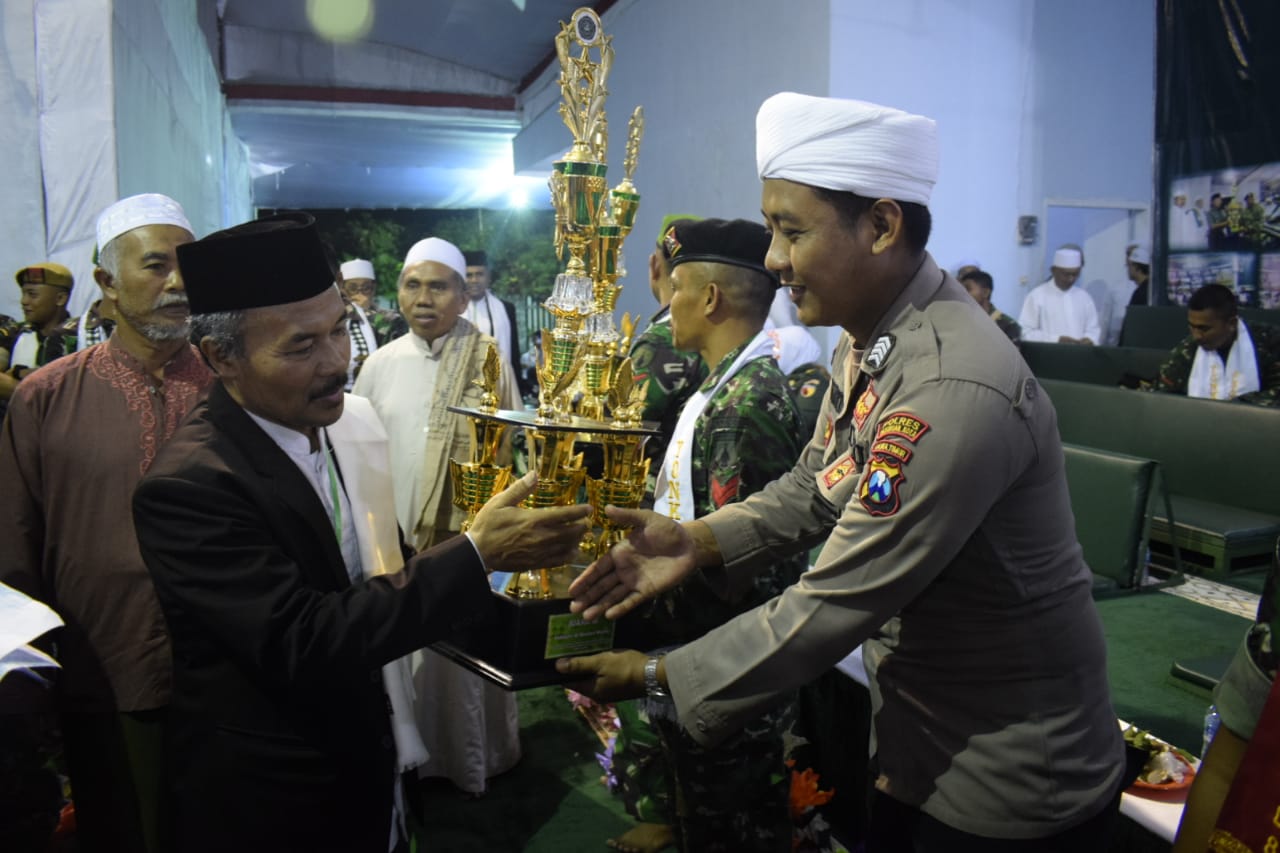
[568, 507, 698, 621]
[555, 649, 648, 703]
[468, 472, 592, 573]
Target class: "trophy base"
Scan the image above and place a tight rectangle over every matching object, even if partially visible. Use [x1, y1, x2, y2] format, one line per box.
[430, 566, 651, 690]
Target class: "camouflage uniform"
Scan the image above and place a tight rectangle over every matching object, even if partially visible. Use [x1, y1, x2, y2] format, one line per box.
[5, 315, 80, 369]
[0, 313, 20, 354]
[1149, 321, 1280, 407]
[630, 308, 707, 485]
[990, 306, 1023, 345]
[365, 306, 408, 346]
[616, 345, 805, 853]
[1, 314, 79, 420]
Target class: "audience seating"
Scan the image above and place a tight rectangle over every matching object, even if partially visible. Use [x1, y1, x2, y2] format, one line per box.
[1041, 378, 1280, 577]
[1062, 444, 1161, 594]
[1119, 305, 1280, 350]
[1021, 342, 1167, 387]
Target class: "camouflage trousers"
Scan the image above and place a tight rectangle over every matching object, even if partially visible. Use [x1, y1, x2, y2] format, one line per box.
[612, 695, 796, 853]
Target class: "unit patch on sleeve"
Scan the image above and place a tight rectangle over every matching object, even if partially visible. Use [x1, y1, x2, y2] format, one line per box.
[875, 412, 931, 444]
[871, 439, 912, 464]
[858, 455, 905, 516]
[853, 382, 879, 431]
[820, 451, 856, 490]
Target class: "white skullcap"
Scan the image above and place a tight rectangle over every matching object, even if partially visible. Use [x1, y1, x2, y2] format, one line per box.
[96, 193, 193, 252]
[756, 93, 939, 205]
[340, 259, 375, 280]
[1129, 245, 1151, 265]
[403, 237, 465, 280]
[1052, 248, 1083, 269]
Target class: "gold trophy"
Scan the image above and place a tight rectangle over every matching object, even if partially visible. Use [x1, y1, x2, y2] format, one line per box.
[436, 7, 657, 688]
[448, 347, 512, 532]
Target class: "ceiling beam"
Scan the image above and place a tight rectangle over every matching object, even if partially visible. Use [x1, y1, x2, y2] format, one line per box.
[223, 83, 517, 112]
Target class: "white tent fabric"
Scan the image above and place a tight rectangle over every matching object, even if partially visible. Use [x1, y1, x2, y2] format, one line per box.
[37, 0, 119, 319]
[0, 0, 46, 320]
[0, 0, 250, 322]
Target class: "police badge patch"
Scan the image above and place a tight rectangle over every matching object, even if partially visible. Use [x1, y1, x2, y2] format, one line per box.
[859, 455, 904, 516]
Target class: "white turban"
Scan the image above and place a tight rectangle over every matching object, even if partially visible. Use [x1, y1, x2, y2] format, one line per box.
[756, 93, 938, 205]
[1129, 245, 1151, 265]
[340, 259, 375, 280]
[403, 237, 465, 280]
[1052, 248, 1083, 269]
[96, 193, 193, 252]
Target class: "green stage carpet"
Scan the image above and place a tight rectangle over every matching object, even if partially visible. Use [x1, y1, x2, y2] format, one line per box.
[407, 591, 1252, 851]
[411, 686, 630, 851]
[1098, 592, 1252, 754]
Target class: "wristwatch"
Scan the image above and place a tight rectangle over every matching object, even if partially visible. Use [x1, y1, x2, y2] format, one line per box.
[643, 655, 669, 700]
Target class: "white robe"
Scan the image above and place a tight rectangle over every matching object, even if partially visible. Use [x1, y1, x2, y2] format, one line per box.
[1018, 281, 1102, 344]
[352, 327, 520, 794]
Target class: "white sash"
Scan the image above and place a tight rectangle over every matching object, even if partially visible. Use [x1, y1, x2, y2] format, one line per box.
[1186, 319, 1260, 400]
[10, 331, 39, 368]
[654, 330, 776, 521]
[328, 395, 430, 772]
[465, 293, 513, 362]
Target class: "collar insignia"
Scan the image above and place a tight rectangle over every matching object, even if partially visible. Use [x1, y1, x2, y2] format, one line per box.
[853, 382, 879, 431]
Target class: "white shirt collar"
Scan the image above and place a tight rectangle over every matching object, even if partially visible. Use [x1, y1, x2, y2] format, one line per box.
[246, 409, 318, 457]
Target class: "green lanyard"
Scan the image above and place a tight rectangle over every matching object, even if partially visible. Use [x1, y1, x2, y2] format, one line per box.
[322, 435, 343, 546]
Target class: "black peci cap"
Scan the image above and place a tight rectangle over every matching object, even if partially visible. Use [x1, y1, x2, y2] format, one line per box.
[178, 213, 336, 315]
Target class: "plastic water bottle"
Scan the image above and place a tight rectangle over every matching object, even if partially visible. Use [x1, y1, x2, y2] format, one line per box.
[1202, 704, 1221, 758]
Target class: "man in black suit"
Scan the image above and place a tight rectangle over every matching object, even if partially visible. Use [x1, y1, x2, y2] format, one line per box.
[132, 214, 590, 853]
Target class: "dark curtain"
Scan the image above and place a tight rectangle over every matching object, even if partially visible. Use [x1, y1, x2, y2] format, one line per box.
[1155, 0, 1280, 305]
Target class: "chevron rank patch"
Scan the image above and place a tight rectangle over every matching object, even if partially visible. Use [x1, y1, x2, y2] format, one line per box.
[859, 455, 905, 516]
[853, 382, 878, 431]
[822, 416, 833, 446]
[864, 334, 895, 370]
[875, 412, 930, 444]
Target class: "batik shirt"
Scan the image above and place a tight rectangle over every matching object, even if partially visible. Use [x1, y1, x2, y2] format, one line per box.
[1150, 321, 1280, 407]
[630, 307, 707, 476]
[0, 338, 213, 711]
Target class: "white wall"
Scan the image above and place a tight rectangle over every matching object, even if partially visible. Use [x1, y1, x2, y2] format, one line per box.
[515, 0, 830, 331]
[827, 0, 1154, 322]
[829, 0, 1035, 343]
[0, 0, 47, 320]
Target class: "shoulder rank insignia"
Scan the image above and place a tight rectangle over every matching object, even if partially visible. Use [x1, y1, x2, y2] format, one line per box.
[864, 334, 895, 370]
[859, 455, 904, 516]
[853, 382, 879, 431]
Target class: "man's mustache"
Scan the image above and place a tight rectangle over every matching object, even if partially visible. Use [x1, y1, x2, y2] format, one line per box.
[310, 378, 345, 400]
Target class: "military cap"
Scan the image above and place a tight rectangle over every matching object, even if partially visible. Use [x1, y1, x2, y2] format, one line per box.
[662, 218, 777, 281]
[14, 262, 74, 289]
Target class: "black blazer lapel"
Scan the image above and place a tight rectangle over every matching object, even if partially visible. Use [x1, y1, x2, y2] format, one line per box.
[204, 384, 352, 590]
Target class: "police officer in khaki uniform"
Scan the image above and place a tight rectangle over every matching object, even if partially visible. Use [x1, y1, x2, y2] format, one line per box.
[559, 93, 1125, 852]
